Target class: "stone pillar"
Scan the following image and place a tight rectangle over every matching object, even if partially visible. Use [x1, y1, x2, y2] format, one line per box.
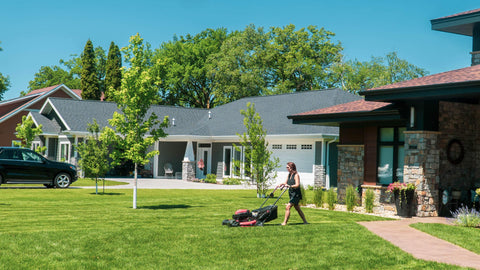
[337, 145, 364, 203]
[471, 51, 480, 66]
[313, 164, 326, 187]
[404, 131, 440, 217]
[182, 159, 195, 181]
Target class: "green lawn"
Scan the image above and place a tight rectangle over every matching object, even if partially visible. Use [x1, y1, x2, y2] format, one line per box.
[412, 222, 480, 255]
[0, 188, 467, 269]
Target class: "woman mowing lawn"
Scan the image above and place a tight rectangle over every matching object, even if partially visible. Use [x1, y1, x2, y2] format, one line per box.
[277, 162, 308, 226]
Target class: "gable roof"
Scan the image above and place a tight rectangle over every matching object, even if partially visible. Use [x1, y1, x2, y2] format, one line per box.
[0, 84, 81, 124]
[32, 89, 361, 138]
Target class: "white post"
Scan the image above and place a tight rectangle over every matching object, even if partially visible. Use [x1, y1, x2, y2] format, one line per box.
[133, 163, 138, 209]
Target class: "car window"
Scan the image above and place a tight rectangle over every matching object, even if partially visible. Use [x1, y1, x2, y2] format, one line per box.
[21, 150, 43, 162]
[0, 149, 7, 159]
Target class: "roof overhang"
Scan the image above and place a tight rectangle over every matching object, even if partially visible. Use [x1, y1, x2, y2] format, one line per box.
[288, 109, 403, 127]
[431, 9, 480, 36]
[360, 81, 480, 102]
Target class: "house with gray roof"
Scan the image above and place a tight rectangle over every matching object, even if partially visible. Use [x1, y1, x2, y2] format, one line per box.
[28, 88, 361, 187]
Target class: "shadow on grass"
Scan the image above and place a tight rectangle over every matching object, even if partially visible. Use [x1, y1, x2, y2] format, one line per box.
[138, 204, 193, 210]
[89, 192, 125, 196]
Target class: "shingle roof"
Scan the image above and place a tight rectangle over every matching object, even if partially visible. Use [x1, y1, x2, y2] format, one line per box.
[202, 89, 361, 136]
[38, 89, 361, 138]
[433, 8, 480, 21]
[293, 99, 392, 116]
[29, 111, 62, 134]
[367, 64, 480, 91]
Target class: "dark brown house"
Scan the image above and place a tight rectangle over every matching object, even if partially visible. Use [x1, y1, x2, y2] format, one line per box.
[289, 8, 480, 217]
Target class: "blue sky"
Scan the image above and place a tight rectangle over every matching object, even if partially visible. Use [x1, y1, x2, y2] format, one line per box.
[1, 0, 479, 100]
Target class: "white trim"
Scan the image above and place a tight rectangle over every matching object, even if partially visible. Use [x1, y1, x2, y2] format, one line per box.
[0, 84, 80, 124]
[39, 98, 71, 131]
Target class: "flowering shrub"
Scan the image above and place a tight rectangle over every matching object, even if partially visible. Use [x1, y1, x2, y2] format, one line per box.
[387, 182, 416, 193]
[451, 205, 480, 227]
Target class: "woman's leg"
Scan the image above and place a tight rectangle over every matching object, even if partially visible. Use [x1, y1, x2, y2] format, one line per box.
[282, 203, 293, 225]
[293, 204, 308, 224]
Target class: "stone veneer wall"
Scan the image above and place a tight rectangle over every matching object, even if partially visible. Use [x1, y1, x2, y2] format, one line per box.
[438, 101, 480, 190]
[314, 164, 326, 187]
[403, 131, 440, 217]
[337, 145, 364, 203]
[182, 160, 195, 181]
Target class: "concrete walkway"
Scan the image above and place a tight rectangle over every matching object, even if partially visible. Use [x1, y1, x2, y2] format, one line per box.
[358, 217, 480, 269]
[75, 177, 256, 190]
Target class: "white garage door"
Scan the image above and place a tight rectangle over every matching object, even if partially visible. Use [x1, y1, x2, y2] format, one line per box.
[271, 143, 314, 174]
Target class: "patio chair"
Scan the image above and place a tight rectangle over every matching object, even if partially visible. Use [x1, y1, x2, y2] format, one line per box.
[164, 163, 174, 178]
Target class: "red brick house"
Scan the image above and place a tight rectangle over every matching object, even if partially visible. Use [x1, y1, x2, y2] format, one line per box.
[289, 8, 480, 217]
[0, 84, 81, 146]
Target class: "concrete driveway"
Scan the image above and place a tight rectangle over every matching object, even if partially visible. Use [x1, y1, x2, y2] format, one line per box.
[80, 177, 256, 190]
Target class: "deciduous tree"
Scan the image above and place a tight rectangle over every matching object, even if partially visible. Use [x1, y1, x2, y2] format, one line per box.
[336, 52, 428, 93]
[154, 28, 228, 108]
[235, 102, 279, 197]
[14, 115, 46, 153]
[101, 34, 169, 209]
[76, 119, 110, 194]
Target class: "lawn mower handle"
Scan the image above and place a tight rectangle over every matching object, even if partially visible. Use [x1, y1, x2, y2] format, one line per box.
[259, 186, 289, 208]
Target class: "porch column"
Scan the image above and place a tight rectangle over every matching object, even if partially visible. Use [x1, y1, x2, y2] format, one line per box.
[337, 145, 364, 203]
[404, 131, 441, 217]
[182, 140, 195, 181]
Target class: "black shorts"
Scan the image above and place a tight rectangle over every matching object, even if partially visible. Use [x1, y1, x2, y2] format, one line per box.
[289, 195, 301, 205]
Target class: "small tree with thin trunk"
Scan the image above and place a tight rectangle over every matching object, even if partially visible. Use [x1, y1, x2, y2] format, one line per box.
[76, 119, 110, 194]
[101, 33, 168, 209]
[235, 102, 279, 197]
[14, 115, 46, 153]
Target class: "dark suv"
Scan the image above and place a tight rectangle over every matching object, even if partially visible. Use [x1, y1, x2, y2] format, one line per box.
[0, 147, 77, 188]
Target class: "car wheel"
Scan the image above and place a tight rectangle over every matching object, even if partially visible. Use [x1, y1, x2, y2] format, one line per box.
[54, 173, 71, 188]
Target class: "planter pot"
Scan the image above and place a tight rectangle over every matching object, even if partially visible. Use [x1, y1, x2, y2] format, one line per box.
[394, 189, 416, 217]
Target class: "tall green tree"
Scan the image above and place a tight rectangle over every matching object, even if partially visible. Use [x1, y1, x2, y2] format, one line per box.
[76, 119, 110, 194]
[104, 42, 122, 101]
[27, 65, 81, 92]
[207, 24, 343, 102]
[14, 115, 46, 153]
[81, 39, 101, 100]
[95, 46, 107, 98]
[153, 28, 229, 108]
[101, 34, 169, 209]
[209, 25, 268, 105]
[235, 102, 279, 197]
[336, 52, 428, 93]
[265, 24, 343, 94]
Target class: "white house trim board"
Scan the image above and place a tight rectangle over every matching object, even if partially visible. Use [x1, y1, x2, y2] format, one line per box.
[0, 84, 80, 124]
[40, 98, 71, 131]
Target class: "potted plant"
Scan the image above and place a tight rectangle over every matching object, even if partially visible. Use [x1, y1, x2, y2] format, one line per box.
[387, 182, 416, 217]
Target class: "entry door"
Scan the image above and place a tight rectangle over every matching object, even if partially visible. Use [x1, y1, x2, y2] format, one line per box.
[196, 146, 211, 179]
